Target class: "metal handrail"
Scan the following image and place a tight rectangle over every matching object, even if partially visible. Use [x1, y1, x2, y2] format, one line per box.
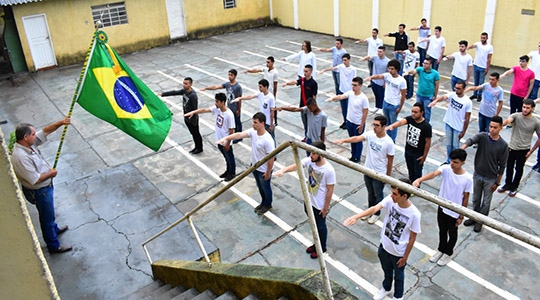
[142, 139, 540, 299]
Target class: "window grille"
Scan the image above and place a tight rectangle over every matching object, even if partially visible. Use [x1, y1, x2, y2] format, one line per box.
[92, 2, 128, 27]
[224, 0, 236, 9]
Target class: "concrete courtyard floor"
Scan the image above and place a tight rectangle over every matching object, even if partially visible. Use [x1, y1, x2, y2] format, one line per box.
[1, 26, 539, 299]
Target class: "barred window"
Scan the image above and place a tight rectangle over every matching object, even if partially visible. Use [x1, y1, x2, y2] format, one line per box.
[92, 2, 128, 27]
[223, 0, 236, 9]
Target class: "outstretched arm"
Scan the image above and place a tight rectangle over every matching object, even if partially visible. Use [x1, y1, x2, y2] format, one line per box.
[43, 117, 71, 135]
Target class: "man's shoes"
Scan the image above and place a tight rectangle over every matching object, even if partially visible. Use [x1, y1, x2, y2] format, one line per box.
[429, 251, 443, 263]
[360, 214, 371, 221]
[463, 219, 475, 226]
[437, 253, 452, 266]
[477, 95, 482, 102]
[349, 157, 360, 163]
[392, 297, 403, 300]
[219, 171, 228, 178]
[440, 161, 449, 166]
[532, 163, 540, 171]
[369, 107, 377, 113]
[232, 139, 242, 144]
[257, 205, 272, 215]
[367, 84, 372, 88]
[189, 148, 196, 154]
[508, 190, 518, 197]
[301, 138, 307, 143]
[473, 223, 483, 232]
[367, 214, 380, 224]
[49, 245, 72, 254]
[309, 248, 326, 259]
[306, 245, 316, 253]
[375, 108, 383, 115]
[224, 173, 236, 182]
[191, 149, 203, 155]
[497, 185, 510, 193]
[340, 122, 347, 129]
[57, 225, 69, 235]
[254, 203, 263, 213]
[373, 287, 392, 300]
[470, 95, 478, 100]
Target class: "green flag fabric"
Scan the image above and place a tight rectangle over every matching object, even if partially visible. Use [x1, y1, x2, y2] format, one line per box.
[77, 31, 172, 151]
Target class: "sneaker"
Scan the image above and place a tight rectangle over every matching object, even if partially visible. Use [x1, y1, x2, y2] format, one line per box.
[440, 161, 449, 166]
[508, 190, 517, 197]
[470, 95, 478, 100]
[369, 107, 378, 113]
[340, 122, 347, 129]
[254, 203, 263, 212]
[429, 251, 443, 263]
[349, 157, 360, 163]
[473, 144, 478, 149]
[375, 108, 383, 115]
[497, 185, 510, 193]
[506, 124, 512, 129]
[306, 245, 316, 253]
[232, 139, 243, 144]
[477, 95, 482, 102]
[373, 287, 392, 300]
[473, 223, 483, 232]
[392, 297, 403, 300]
[463, 219, 475, 226]
[533, 163, 540, 171]
[360, 214, 370, 221]
[219, 171, 228, 178]
[257, 205, 272, 215]
[367, 84, 372, 88]
[301, 138, 307, 143]
[437, 253, 452, 266]
[367, 214, 380, 224]
[224, 174, 236, 182]
[309, 248, 326, 259]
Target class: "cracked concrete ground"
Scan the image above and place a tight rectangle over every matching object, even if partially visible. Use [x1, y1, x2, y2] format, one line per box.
[1, 26, 539, 299]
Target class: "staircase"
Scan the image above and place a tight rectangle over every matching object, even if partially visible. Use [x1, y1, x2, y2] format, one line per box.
[122, 280, 289, 300]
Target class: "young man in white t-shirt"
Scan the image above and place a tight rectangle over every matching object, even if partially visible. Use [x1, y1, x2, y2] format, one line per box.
[443, 40, 473, 91]
[185, 93, 236, 181]
[243, 56, 280, 125]
[320, 53, 357, 129]
[467, 32, 494, 101]
[326, 76, 369, 163]
[356, 28, 384, 77]
[430, 81, 472, 163]
[275, 141, 336, 259]
[234, 79, 276, 143]
[335, 115, 395, 224]
[217, 112, 275, 215]
[403, 42, 420, 99]
[413, 149, 472, 266]
[366, 59, 407, 142]
[423, 25, 446, 71]
[344, 178, 421, 300]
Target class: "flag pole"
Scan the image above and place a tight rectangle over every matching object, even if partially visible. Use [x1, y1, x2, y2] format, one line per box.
[52, 23, 100, 168]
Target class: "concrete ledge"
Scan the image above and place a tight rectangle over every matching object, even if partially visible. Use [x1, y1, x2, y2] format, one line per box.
[152, 260, 358, 300]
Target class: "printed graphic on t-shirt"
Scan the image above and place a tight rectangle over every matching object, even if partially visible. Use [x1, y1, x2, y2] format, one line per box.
[385, 78, 401, 89]
[450, 97, 464, 111]
[307, 165, 322, 196]
[263, 102, 268, 109]
[384, 206, 410, 244]
[406, 126, 421, 148]
[369, 140, 382, 153]
[216, 114, 224, 128]
[225, 86, 235, 105]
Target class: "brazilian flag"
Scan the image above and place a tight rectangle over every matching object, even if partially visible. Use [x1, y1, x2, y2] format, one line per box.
[77, 31, 172, 151]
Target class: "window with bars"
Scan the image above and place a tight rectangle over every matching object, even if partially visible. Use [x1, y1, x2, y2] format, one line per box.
[92, 2, 129, 27]
[223, 0, 236, 9]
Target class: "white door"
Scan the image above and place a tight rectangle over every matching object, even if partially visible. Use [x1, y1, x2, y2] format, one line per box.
[22, 14, 57, 71]
[166, 0, 186, 39]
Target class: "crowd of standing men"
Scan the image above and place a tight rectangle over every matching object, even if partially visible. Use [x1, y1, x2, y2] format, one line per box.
[9, 19, 540, 300]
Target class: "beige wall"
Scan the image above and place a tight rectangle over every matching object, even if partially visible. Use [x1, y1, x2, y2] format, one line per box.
[13, 0, 170, 71]
[273, 0, 540, 69]
[183, 0, 269, 33]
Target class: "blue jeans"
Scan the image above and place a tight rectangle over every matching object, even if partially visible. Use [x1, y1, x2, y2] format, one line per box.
[428, 56, 440, 71]
[339, 96, 348, 123]
[416, 95, 433, 123]
[473, 65, 486, 97]
[404, 74, 414, 98]
[22, 185, 61, 251]
[478, 113, 491, 133]
[378, 244, 406, 299]
[418, 47, 427, 65]
[218, 144, 236, 176]
[346, 120, 364, 161]
[451, 75, 465, 92]
[364, 175, 385, 216]
[368, 60, 374, 76]
[445, 124, 461, 163]
[253, 170, 273, 207]
[234, 112, 242, 133]
[371, 83, 385, 109]
[383, 101, 399, 142]
[530, 79, 540, 100]
[405, 151, 424, 182]
[305, 204, 328, 251]
[332, 71, 340, 95]
[395, 52, 405, 75]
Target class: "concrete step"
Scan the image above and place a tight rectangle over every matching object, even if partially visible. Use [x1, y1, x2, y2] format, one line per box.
[191, 289, 216, 300]
[155, 285, 187, 300]
[171, 287, 201, 300]
[242, 294, 260, 300]
[215, 291, 239, 300]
